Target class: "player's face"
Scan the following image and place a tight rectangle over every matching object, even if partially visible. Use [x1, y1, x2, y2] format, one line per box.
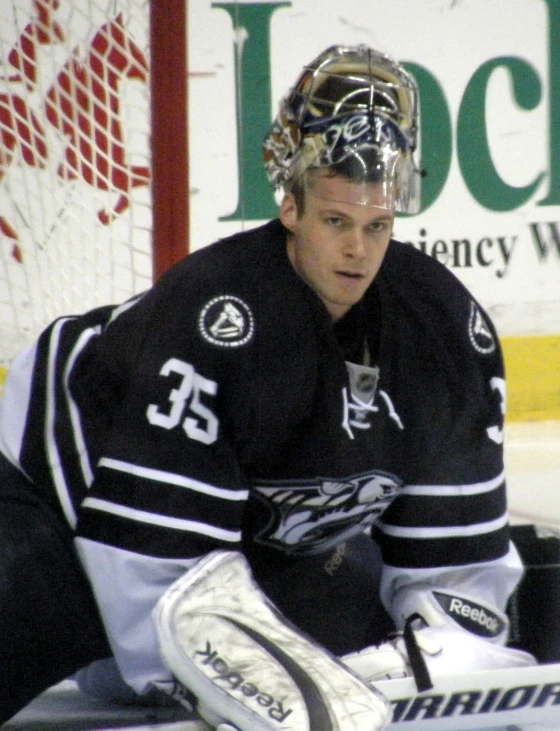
[280, 174, 394, 321]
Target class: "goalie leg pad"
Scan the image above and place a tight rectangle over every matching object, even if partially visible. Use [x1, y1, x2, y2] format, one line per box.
[341, 641, 408, 682]
[153, 550, 392, 731]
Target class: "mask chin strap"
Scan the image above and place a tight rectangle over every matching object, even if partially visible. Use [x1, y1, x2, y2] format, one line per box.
[403, 613, 434, 693]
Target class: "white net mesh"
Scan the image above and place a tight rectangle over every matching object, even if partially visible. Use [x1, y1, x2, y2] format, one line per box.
[0, 0, 151, 366]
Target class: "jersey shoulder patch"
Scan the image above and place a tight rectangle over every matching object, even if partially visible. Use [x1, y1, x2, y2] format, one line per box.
[383, 241, 500, 363]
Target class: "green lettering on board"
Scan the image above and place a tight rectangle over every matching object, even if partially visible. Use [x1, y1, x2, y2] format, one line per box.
[212, 2, 290, 221]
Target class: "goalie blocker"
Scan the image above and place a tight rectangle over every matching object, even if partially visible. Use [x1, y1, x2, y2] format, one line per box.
[153, 550, 392, 731]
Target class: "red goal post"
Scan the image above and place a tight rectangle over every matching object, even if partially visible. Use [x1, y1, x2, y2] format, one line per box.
[0, 0, 188, 376]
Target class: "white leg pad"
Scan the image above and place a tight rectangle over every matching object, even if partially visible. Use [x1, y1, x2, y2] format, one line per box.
[153, 550, 392, 731]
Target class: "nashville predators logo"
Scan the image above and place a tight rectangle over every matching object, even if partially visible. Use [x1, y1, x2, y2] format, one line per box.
[253, 470, 403, 555]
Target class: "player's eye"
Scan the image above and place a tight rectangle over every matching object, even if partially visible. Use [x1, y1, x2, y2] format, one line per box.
[324, 215, 345, 227]
[367, 220, 390, 234]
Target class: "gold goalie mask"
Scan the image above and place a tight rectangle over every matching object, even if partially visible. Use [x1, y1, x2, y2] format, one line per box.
[263, 45, 422, 213]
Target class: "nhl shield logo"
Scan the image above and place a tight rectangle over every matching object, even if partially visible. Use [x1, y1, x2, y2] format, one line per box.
[199, 295, 255, 347]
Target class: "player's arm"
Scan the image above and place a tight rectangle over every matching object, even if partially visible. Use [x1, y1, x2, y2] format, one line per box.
[345, 297, 536, 687]
[74, 421, 248, 701]
[343, 560, 535, 691]
[74, 396, 248, 698]
[72, 274, 252, 699]
[74, 538, 200, 697]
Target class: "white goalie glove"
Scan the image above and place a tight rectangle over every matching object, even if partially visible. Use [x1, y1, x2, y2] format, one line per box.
[342, 586, 536, 692]
[153, 550, 392, 731]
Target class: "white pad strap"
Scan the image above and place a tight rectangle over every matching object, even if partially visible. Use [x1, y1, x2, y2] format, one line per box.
[153, 550, 391, 731]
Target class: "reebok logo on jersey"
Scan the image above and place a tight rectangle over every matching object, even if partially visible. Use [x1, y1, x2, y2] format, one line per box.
[195, 640, 293, 723]
[323, 541, 347, 576]
[198, 295, 254, 347]
[433, 590, 505, 638]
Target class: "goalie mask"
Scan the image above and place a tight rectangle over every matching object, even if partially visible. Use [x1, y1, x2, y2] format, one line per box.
[263, 45, 421, 213]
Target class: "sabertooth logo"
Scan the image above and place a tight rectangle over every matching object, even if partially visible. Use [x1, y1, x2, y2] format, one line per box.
[253, 470, 402, 555]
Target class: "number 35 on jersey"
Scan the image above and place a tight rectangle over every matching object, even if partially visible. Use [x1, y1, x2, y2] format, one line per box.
[146, 358, 219, 445]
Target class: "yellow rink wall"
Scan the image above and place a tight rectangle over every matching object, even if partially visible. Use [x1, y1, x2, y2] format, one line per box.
[500, 335, 560, 422]
[1, 335, 559, 422]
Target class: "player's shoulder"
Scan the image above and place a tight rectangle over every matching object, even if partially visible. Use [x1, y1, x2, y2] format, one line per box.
[132, 219, 316, 358]
[383, 239, 470, 301]
[172, 219, 286, 285]
[153, 217, 315, 323]
[381, 239, 501, 370]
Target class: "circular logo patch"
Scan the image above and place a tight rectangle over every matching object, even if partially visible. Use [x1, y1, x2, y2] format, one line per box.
[468, 301, 496, 355]
[198, 295, 255, 348]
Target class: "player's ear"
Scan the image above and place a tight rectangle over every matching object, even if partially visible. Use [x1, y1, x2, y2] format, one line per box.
[279, 192, 297, 232]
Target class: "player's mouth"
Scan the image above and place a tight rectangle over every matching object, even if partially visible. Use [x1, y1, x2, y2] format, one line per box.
[336, 270, 366, 280]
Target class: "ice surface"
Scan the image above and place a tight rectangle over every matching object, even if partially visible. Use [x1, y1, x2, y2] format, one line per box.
[505, 420, 560, 529]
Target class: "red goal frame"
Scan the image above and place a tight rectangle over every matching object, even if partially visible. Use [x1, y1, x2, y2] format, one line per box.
[150, 1, 190, 281]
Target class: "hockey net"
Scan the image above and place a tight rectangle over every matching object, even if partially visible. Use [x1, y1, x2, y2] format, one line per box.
[0, 0, 174, 372]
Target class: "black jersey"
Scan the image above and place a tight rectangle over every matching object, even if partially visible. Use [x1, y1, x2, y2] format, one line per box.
[0, 219, 518, 692]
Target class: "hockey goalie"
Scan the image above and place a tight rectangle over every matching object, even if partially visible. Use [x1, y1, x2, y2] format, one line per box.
[0, 43, 555, 730]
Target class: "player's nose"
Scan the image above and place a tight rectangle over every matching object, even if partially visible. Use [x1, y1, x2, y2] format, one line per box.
[343, 230, 367, 258]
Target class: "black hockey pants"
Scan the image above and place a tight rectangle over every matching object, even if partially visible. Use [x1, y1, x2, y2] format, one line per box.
[0, 452, 111, 724]
[248, 531, 396, 655]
